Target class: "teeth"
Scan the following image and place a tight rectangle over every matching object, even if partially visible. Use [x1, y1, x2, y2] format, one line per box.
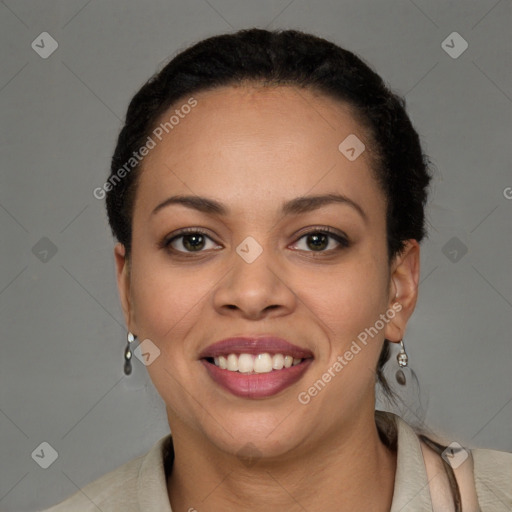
[238, 353, 254, 373]
[254, 353, 273, 373]
[211, 353, 304, 374]
[227, 354, 238, 371]
[272, 354, 284, 370]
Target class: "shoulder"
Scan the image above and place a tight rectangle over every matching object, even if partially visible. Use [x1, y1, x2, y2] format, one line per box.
[379, 411, 512, 510]
[40, 435, 173, 512]
[471, 447, 512, 509]
[41, 454, 145, 511]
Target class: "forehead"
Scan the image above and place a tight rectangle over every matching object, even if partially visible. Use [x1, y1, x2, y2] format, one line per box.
[134, 85, 384, 220]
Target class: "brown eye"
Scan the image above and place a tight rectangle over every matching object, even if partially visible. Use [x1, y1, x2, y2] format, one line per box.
[163, 229, 221, 254]
[305, 233, 329, 251]
[291, 228, 349, 253]
[181, 233, 206, 252]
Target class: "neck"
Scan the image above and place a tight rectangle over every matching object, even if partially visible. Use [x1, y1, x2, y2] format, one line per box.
[167, 411, 397, 512]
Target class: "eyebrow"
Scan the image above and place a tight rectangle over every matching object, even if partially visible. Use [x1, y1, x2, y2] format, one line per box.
[151, 193, 367, 222]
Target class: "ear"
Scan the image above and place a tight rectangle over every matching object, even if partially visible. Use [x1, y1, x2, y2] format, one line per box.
[384, 239, 420, 343]
[114, 243, 136, 333]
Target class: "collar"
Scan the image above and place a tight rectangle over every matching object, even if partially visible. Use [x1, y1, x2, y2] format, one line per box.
[386, 411, 434, 511]
[137, 432, 174, 511]
[136, 412, 434, 511]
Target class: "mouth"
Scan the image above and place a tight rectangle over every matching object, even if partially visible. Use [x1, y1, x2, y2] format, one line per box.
[199, 336, 314, 399]
[207, 352, 304, 372]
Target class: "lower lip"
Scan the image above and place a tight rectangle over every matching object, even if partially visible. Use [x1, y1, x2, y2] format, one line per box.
[201, 359, 312, 399]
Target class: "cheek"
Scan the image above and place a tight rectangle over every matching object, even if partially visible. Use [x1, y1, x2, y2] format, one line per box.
[129, 254, 212, 347]
[128, 258, 209, 413]
[296, 250, 389, 345]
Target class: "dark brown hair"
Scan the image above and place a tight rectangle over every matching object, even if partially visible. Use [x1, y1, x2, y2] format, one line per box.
[106, 25, 432, 399]
[106, 29, 460, 506]
[106, 29, 460, 510]
[106, 28, 431, 261]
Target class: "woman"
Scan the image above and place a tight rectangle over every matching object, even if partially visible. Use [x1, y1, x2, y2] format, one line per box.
[44, 29, 511, 511]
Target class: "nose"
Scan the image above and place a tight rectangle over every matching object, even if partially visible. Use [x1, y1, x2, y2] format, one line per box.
[212, 242, 297, 320]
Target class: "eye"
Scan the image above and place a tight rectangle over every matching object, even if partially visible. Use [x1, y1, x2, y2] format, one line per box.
[162, 228, 221, 253]
[291, 227, 349, 253]
[160, 226, 349, 255]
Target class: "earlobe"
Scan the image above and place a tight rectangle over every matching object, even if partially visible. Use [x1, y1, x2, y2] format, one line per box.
[114, 243, 134, 330]
[384, 240, 420, 343]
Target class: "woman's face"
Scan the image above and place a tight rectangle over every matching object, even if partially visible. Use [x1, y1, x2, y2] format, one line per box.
[116, 85, 417, 458]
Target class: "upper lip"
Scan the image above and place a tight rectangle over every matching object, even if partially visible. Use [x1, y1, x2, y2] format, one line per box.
[199, 336, 314, 359]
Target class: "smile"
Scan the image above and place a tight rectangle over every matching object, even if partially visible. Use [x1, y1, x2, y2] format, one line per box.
[209, 353, 303, 374]
[199, 336, 314, 399]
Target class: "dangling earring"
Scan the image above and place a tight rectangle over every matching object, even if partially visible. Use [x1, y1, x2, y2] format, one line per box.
[124, 332, 135, 375]
[395, 339, 408, 385]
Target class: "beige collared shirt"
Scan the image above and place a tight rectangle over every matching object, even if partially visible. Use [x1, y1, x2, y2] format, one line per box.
[42, 412, 512, 511]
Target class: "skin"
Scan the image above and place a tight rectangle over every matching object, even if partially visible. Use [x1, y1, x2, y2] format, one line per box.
[115, 85, 420, 512]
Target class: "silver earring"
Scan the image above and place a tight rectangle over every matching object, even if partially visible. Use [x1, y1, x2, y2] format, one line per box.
[124, 332, 135, 375]
[395, 339, 408, 385]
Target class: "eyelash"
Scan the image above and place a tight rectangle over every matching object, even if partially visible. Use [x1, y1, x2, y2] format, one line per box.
[159, 226, 350, 257]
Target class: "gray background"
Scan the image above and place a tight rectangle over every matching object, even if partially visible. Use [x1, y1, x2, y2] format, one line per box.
[0, 1, 510, 510]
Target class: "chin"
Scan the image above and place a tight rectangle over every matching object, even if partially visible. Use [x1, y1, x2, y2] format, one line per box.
[201, 410, 310, 461]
